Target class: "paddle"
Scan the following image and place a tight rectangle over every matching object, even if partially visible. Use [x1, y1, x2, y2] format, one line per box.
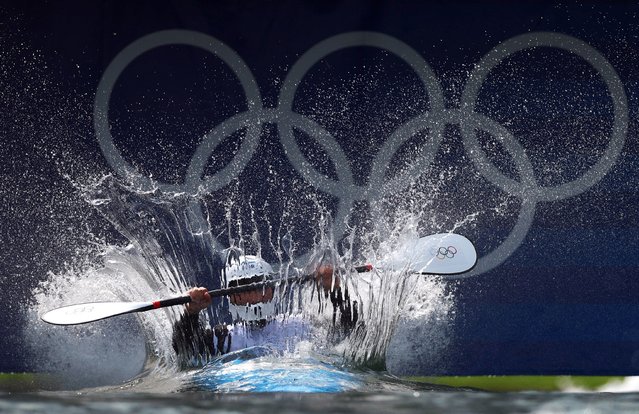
[41, 233, 476, 326]
[380, 232, 477, 275]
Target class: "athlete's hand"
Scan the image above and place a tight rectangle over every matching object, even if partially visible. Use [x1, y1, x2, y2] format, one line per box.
[315, 264, 339, 291]
[185, 287, 212, 315]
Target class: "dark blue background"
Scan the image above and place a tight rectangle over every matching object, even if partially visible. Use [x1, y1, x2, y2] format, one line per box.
[2, 1, 638, 375]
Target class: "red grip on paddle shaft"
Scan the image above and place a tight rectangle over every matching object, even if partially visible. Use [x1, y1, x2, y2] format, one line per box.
[152, 295, 192, 309]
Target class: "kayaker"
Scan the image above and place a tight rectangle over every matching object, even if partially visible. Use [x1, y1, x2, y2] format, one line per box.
[172, 251, 359, 363]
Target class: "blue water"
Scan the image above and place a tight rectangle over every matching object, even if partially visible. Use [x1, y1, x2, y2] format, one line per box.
[185, 347, 362, 393]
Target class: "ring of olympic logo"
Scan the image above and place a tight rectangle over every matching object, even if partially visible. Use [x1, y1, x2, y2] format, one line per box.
[434, 246, 458, 260]
[93, 30, 628, 278]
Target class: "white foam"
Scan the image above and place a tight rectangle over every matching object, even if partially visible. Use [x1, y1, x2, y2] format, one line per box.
[25, 246, 181, 389]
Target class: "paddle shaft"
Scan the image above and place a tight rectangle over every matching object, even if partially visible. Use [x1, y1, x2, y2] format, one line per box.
[41, 233, 476, 325]
[138, 261, 442, 313]
[148, 266, 367, 312]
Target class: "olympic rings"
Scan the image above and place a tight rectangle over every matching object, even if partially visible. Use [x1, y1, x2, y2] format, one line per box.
[94, 30, 263, 194]
[435, 246, 458, 260]
[460, 32, 628, 202]
[93, 29, 628, 277]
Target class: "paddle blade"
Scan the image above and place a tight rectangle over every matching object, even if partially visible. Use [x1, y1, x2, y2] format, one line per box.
[41, 301, 153, 325]
[387, 233, 477, 275]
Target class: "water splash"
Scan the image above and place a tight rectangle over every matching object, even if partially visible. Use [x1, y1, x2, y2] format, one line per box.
[25, 245, 175, 388]
[26, 153, 469, 389]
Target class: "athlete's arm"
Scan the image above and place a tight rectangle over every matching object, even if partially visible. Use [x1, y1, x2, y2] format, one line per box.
[314, 264, 339, 292]
[172, 287, 215, 360]
[315, 265, 358, 335]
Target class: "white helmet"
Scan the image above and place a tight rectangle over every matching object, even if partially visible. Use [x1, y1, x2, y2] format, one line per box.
[225, 251, 276, 322]
[226, 254, 274, 279]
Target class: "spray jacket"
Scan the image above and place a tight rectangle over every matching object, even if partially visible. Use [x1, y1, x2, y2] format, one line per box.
[172, 280, 359, 364]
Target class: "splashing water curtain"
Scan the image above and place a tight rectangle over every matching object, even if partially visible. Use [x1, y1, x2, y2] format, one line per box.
[41, 233, 476, 326]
